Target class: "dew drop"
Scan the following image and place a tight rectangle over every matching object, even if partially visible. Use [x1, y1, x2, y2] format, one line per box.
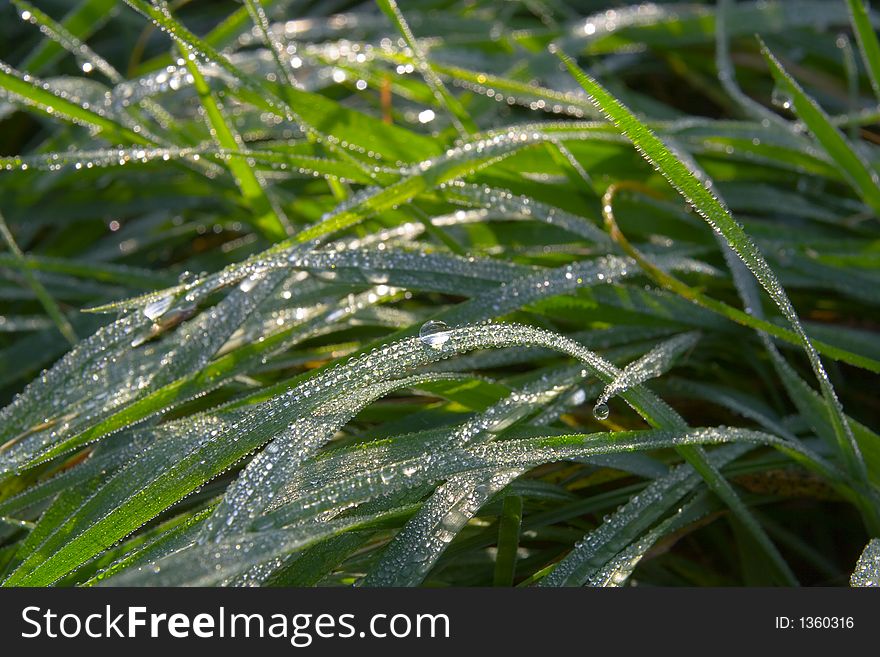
[770, 85, 792, 110]
[418, 320, 451, 349]
[593, 403, 610, 421]
[143, 296, 173, 321]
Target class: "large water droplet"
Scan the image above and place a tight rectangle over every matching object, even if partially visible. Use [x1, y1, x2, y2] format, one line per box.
[143, 295, 173, 321]
[593, 403, 610, 421]
[419, 320, 451, 349]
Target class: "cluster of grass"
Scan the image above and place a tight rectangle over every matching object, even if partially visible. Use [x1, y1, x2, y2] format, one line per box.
[0, 0, 879, 587]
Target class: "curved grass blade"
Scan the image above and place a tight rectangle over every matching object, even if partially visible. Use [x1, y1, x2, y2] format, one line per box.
[553, 47, 870, 489]
[759, 38, 880, 217]
[594, 331, 700, 410]
[363, 369, 582, 587]
[3, 373, 466, 585]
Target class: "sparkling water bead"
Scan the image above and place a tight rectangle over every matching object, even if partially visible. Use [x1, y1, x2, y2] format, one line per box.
[593, 403, 610, 421]
[143, 295, 173, 320]
[419, 320, 451, 349]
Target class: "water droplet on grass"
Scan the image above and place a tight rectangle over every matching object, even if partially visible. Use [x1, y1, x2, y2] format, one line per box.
[419, 320, 451, 349]
[771, 86, 792, 110]
[143, 296, 173, 320]
[593, 403, 610, 421]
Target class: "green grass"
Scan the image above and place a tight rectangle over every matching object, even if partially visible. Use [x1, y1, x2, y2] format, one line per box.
[0, 0, 878, 587]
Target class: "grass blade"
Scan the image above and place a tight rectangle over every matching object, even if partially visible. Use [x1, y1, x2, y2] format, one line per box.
[553, 46, 870, 491]
[493, 494, 523, 586]
[759, 37, 880, 216]
[845, 0, 880, 103]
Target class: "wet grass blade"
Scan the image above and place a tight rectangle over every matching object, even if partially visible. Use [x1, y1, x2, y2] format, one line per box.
[759, 38, 880, 216]
[845, 0, 880, 103]
[0, 61, 148, 144]
[553, 46, 870, 490]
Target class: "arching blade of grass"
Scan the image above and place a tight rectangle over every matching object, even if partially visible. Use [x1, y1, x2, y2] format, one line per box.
[845, 0, 880, 104]
[552, 46, 870, 491]
[759, 38, 880, 217]
[107, 425, 812, 587]
[257, 323, 802, 586]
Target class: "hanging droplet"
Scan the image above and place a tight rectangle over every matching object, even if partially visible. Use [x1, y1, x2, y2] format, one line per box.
[770, 85, 792, 110]
[418, 320, 451, 349]
[593, 403, 610, 421]
[143, 295, 173, 321]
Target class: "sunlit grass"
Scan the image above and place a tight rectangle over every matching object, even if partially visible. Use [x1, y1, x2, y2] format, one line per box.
[0, 0, 878, 587]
